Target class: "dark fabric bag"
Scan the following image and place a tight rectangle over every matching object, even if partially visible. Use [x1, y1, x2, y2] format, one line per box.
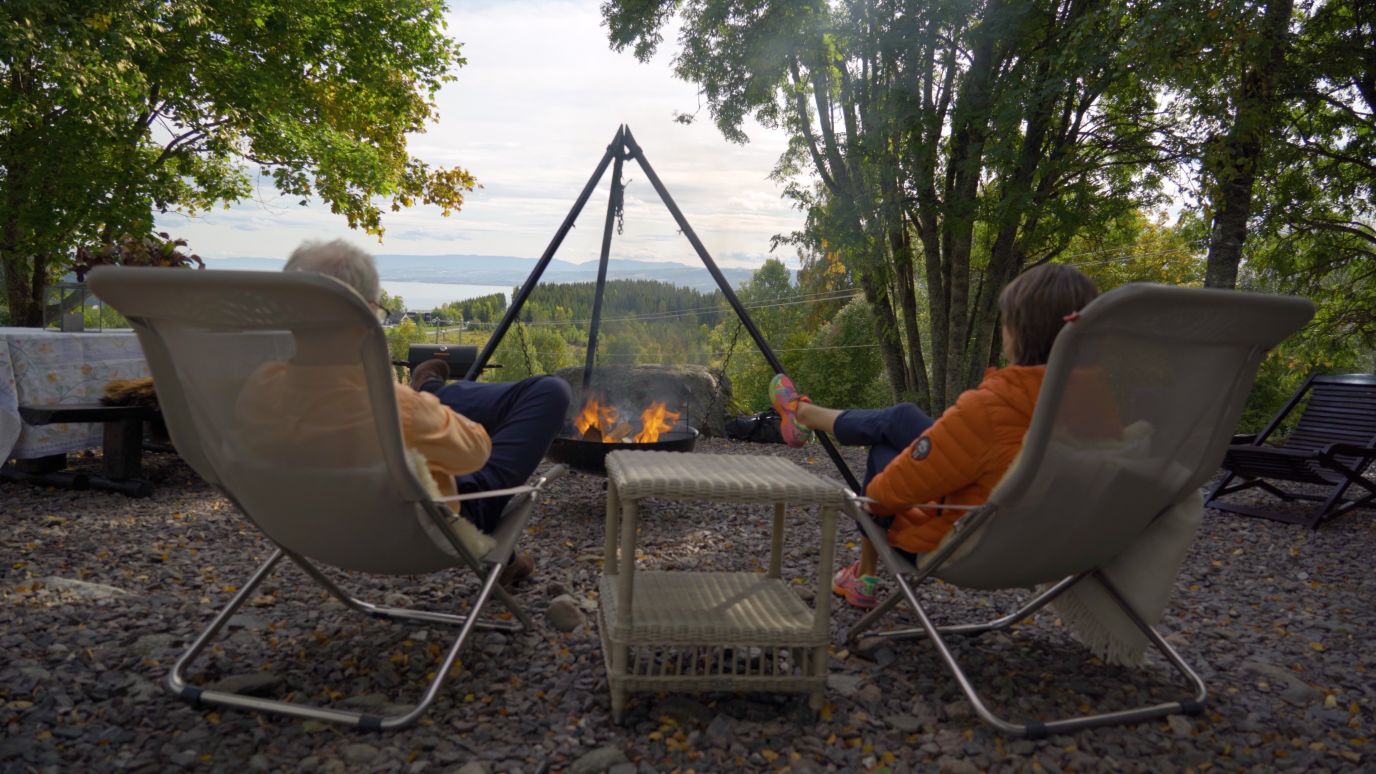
[725, 409, 785, 445]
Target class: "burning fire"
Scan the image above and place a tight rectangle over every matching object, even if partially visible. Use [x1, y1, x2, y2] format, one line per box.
[574, 395, 681, 444]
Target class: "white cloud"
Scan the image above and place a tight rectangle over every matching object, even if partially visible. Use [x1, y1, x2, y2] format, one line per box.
[158, 0, 803, 270]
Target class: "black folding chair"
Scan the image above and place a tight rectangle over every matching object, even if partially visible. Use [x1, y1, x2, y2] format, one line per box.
[1206, 373, 1376, 529]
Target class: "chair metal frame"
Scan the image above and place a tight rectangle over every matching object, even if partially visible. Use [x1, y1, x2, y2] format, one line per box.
[844, 498, 1206, 739]
[166, 473, 562, 731]
[1205, 373, 1376, 529]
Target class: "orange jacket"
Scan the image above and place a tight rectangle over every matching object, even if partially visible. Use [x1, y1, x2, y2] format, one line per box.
[866, 365, 1045, 554]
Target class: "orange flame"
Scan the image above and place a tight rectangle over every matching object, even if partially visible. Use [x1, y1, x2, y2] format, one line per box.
[573, 395, 681, 443]
[634, 401, 681, 443]
[573, 395, 619, 438]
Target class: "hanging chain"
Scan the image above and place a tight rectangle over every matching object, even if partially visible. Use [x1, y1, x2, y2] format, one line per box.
[516, 320, 539, 377]
[613, 173, 627, 236]
[703, 319, 745, 429]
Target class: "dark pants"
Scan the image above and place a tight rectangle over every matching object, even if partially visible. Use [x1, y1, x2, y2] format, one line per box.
[833, 403, 934, 492]
[834, 403, 933, 561]
[422, 375, 571, 533]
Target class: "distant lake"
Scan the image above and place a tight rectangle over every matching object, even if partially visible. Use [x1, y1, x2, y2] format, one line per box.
[381, 281, 512, 311]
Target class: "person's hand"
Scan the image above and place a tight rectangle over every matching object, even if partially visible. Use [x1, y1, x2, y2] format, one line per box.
[410, 358, 450, 391]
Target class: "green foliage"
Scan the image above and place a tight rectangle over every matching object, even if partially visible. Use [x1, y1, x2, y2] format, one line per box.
[605, 0, 1186, 410]
[384, 317, 427, 380]
[81, 301, 128, 330]
[1070, 212, 1206, 292]
[791, 297, 889, 410]
[378, 288, 405, 316]
[1, 0, 472, 325]
[711, 259, 812, 413]
[437, 293, 507, 324]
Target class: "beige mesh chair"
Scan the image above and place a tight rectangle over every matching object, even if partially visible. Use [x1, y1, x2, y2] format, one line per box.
[88, 267, 564, 731]
[844, 284, 1314, 738]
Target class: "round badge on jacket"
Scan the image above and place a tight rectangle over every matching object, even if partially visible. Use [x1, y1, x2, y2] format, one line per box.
[911, 435, 932, 460]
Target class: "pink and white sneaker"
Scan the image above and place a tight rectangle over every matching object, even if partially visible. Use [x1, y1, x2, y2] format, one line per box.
[832, 561, 879, 609]
[769, 373, 813, 448]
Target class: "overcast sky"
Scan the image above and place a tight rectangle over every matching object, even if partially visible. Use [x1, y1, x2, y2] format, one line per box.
[156, 0, 805, 270]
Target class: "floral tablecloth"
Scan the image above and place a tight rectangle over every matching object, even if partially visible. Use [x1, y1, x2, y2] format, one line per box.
[0, 327, 149, 460]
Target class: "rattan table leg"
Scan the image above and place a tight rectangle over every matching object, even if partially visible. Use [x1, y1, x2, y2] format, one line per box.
[769, 503, 785, 578]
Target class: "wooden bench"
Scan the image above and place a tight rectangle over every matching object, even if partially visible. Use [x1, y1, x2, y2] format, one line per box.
[0, 403, 162, 497]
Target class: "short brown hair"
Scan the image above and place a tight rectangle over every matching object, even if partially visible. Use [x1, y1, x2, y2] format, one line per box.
[998, 263, 1098, 365]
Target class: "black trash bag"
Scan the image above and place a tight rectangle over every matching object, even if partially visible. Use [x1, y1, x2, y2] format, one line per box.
[725, 409, 785, 444]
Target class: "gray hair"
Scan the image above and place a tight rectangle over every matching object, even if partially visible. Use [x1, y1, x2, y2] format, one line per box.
[284, 239, 381, 304]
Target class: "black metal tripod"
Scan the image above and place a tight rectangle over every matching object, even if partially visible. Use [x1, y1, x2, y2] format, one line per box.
[466, 125, 861, 492]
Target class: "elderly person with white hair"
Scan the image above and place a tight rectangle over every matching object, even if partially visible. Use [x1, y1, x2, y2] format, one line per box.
[239, 239, 570, 588]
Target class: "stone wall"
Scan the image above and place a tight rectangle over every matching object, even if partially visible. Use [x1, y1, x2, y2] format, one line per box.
[553, 365, 732, 437]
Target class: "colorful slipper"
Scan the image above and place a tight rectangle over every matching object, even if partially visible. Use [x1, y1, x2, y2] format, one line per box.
[769, 373, 813, 448]
[832, 561, 879, 609]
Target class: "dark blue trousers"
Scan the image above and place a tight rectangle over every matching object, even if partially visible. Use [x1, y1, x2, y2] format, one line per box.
[422, 375, 571, 533]
[833, 403, 934, 561]
[833, 403, 934, 495]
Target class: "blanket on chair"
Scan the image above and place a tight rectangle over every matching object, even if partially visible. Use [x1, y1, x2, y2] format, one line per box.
[1049, 490, 1203, 666]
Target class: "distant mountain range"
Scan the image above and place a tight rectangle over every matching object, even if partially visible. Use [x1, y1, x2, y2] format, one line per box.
[205, 254, 768, 292]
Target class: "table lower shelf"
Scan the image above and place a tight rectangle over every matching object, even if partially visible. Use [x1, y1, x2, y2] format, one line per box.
[598, 572, 829, 714]
[599, 571, 825, 646]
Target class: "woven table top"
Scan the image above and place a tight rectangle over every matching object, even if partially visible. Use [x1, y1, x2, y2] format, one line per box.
[604, 451, 846, 505]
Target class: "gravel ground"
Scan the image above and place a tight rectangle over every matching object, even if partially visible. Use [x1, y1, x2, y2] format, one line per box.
[2, 438, 1372, 773]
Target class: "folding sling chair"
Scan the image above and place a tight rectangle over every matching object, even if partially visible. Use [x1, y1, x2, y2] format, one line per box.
[843, 283, 1314, 738]
[1205, 373, 1376, 529]
[88, 267, 564, 731]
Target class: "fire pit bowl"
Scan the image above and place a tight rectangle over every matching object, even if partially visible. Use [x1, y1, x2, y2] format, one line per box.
[547, 427, 699, 474]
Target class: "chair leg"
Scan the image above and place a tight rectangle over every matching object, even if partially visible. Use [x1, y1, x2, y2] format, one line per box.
[845, 589, 905, 642]
[288, 552, 529, 632]
[873, 569, 1206, 738]
[1203, 471, 1237, 507]
[847, 573, 1084, 644]
[167, 549, 514, 730]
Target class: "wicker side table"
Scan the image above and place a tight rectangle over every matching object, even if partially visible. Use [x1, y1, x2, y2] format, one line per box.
[599, 450, 846, 721]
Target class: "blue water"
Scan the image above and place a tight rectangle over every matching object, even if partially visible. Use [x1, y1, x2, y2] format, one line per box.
[380, 281, 511, 312]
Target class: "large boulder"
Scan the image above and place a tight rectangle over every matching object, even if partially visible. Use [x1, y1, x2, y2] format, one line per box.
[554, 364, 731, 437]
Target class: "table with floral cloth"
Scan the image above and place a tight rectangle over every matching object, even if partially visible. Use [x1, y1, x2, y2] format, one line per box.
[0, 327, 149, 461]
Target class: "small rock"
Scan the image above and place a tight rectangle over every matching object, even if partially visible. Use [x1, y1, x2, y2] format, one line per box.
[654, 696, 714, 727]
[226, 613, 265, 630]
[705, 714, 735, 745]
[937, 755, 979, 774]
[1168, 715, 1193, 737]
[856, 684, 884, 706]
[1281, 683, 1321, 706]
[546, 595, 586, 633]
[131, 634, 178, 657]
[342, 744, 378, 764]
[887, 713, 922, 733]
[943, 700, 974, 720]
[827, 673, 862, 698]
[454, 762, 489, 774]
[204, 672, 282, 697]
[607, 765, 637, 774]
[38, 576, 129, 599]
[569, 745, 629, 774]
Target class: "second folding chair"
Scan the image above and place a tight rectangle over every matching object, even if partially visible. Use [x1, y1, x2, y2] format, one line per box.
[844, 284, 1313, 737]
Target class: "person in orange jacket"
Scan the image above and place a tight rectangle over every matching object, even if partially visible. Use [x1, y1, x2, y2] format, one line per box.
[771, 263, 1099, 608]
